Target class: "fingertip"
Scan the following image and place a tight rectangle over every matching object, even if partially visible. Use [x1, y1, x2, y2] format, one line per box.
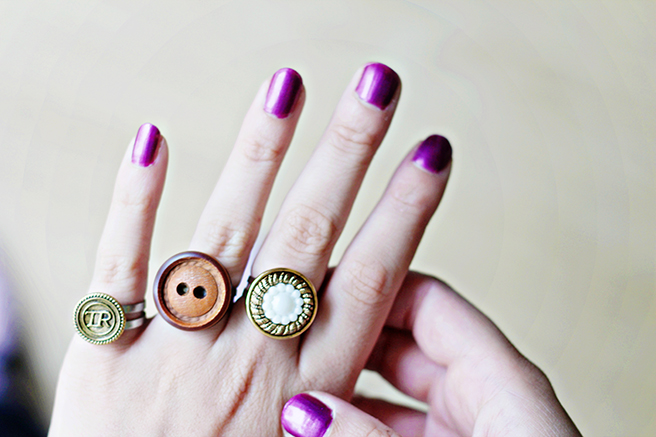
[282, 393, 333, 437]
[354, 62, 401, 111]
[126, 124, 168, 171]
[264, 68, 304, 119]
[411, 134, 452, 174]
[281, 392, 401, 437]
[131, 123, 161, 167]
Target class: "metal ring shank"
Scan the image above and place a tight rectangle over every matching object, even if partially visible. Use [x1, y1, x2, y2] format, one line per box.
[124, 314, 145, 330]
[122, 301, 145, 314]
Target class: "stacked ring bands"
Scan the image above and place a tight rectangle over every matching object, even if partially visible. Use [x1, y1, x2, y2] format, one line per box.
[154, 251, 233, 330]
[74, 293, 145, 345]
[245, 268, 317, 339]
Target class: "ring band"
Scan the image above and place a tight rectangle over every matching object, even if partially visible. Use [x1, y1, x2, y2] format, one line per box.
[245, 268, 317, 339]
[125, 315, 145, 330]
[122, 301, 145, 314]
[73, 293, 146, 345]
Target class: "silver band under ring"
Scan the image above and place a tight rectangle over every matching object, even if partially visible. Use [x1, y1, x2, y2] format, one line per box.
[125, 314, 146, 330]
[122, 301, 145, 314]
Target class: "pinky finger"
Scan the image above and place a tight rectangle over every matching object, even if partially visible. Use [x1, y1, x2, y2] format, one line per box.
[281, 392, 408, 437]
[89, 123, 168, 305]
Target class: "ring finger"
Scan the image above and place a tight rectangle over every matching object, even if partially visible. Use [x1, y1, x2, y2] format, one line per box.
[250, 63, 401, 295]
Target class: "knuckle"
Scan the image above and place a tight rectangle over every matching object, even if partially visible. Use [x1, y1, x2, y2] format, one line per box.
[363, 426, 398, 437]
[387, 176, 435, 213]
[280, 204, 338, 258]
[95, 254, 146, 288]
[240, 133, 286, 164]
[329, 120, 378, 158]
[490, 347, 554, 397]
[517, 357, 552, 392]
[341, 258, 392, 307]
[114, 187, 157, 216]
[202, 222, 253, 264]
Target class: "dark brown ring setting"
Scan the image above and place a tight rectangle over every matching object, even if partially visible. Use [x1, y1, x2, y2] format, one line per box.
[154, 251, 233, 331]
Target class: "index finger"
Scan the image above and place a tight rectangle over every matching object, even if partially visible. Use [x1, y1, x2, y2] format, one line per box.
[379, 273, 582, 436]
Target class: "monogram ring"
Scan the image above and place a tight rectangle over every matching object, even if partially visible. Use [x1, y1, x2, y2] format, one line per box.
[73, 293, 146, 345]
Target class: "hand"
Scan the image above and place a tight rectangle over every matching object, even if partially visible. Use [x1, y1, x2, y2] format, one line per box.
[280, 273, 582, 436]
[50, 63, 455, 435]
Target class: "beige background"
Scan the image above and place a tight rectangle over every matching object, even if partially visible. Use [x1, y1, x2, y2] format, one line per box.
[0, 0, 654, 435]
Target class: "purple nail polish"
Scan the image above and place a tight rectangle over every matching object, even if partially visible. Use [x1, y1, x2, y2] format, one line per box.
[355, 63, 400, 110]
[281, 394, 333, 437]
[264, 68, 303, 118]
[412, 135, 452, 173]
[132, 123, 160, 167]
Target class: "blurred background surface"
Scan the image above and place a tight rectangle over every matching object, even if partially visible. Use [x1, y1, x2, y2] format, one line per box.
[0, 0, 654, 435]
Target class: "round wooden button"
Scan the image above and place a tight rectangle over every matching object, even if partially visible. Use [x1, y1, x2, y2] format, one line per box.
[154, 251, 232, 330]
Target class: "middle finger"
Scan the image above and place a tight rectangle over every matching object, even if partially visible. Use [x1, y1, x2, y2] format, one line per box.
[190, 68, 305, 282]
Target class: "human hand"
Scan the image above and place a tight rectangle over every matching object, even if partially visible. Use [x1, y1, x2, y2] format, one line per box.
[280, 273, 582, 436]
[50, 63, 455, 435]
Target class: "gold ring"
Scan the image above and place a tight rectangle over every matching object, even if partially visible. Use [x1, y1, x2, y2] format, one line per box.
[73, 293, 145, 345]
[245, 268, 317, 339]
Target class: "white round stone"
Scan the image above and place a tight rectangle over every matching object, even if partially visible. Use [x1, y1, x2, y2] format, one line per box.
[262, 283, 303, 324]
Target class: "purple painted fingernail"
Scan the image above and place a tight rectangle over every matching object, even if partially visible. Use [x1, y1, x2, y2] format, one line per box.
[264, 68, 303, 118]
[412, 135, 452, 173]
[355, 62, 400, 110]
[281, 393, 333, 437]
[132, 123, 160, 167]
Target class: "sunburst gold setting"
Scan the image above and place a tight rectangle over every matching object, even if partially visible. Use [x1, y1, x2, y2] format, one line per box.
[246, 268, 317, 339]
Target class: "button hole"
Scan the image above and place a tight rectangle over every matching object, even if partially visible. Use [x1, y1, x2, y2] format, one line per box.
[193, 286, 207, 299]
[177, 283, 189, 296]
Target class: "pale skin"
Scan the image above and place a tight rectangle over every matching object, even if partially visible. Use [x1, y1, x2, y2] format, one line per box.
[50, 65, 581, 436]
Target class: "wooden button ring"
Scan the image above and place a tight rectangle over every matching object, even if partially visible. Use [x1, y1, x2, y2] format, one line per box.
[154, 251, 232, 330]
[245, 268, 317, 339]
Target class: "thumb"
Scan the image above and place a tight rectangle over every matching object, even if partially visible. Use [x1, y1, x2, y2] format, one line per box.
[281, 392, 401, 437]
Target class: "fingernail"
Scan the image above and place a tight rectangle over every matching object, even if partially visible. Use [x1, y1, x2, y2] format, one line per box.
[132, 123, 160, 167]
[264, 68, 303, 118]
[355, 62, 400, 110]
[281, 393, 333, 437]
[412, 135, 452, 173]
